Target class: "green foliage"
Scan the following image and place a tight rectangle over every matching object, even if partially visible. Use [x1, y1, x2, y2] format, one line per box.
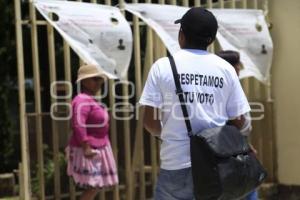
[0, 0, 19, 173]
[31, 145, 67, 195]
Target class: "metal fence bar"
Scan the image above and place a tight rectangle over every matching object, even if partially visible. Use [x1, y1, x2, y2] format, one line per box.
[231, 0, 236, 8]
[157, 0, 167, 58]
[254, 0, 258, 9]
[144, 0, 158, 194]
[170, 0, 176, 5]
[195, 0, 201, 7]
[15, 0, 31, 199]
[92, 1, 107, 199]
[183, 0, 189, 7]
[77, 0, 85, 65]
[219, 0, 224, 8]
[122, 77, 133, 200]
[242, 0, 247, 8]
[240, 0, 250, 97]
[118, 1, 134, 199]
[47, 13, 61, 200]
[207, 0, 215, 53]
[250, 0, 263, 170]
[29, 1, 46, 199]
[131, 0, 146, 198]
[63, 41, 77, 200]
[97, 0, 120, 198]
[108, 78, 120, 200]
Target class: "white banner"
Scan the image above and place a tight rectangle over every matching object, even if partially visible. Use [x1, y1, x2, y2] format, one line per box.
[125, 3, 184, 55]
[213, 9, 273, 83]
[125, 4, 273, 84]
[35, 0, 133, 79]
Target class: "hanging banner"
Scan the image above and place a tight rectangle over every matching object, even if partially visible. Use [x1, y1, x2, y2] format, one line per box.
[125, 3, 184, 55]
[35, 0, 133, 79]
[125, 3, 273, 84]
[212, 9, 273, 83]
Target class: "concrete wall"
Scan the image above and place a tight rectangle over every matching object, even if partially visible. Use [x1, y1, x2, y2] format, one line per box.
[270, 0, 300, 185]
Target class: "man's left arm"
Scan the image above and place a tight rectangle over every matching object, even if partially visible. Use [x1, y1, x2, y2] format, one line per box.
[143, 106, 162, 137]
[138, 61, 163, 137]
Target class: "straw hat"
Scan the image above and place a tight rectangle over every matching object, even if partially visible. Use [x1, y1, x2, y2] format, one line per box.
[76, 64, 107, 83]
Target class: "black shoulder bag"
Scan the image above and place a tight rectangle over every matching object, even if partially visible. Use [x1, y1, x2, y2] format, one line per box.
[168, 56, 267, 200]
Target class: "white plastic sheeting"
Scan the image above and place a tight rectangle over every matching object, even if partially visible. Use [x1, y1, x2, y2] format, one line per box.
[125, 4, 273, 84]
[34, 0, 133, 79]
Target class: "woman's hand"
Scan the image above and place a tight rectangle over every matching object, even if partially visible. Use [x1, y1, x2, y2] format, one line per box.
[249, 143, 257, 155]
[82, 142, 97, 159]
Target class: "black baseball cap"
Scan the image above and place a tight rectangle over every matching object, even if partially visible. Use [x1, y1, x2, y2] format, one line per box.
[175, 7, 218, 41]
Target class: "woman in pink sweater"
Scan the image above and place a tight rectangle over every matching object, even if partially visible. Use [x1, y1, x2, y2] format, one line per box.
[66, 64, 118, 200]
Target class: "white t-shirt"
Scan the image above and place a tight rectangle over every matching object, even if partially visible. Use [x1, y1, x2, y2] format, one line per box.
[139, 49, 251, 170]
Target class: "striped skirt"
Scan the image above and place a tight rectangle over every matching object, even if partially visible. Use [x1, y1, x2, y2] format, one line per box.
[65, 143, 118, 188]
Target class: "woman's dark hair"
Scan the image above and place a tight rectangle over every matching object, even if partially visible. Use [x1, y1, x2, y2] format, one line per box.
[216, 50, 240, 66]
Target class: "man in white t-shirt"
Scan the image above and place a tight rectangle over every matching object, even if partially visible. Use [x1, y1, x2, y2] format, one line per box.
[139, 7, 251, 200]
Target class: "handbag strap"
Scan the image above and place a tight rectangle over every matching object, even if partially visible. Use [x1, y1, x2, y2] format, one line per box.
[168, 56, 193, 137]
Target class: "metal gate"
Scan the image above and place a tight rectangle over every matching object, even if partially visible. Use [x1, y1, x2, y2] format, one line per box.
[15, 0, 275, 199]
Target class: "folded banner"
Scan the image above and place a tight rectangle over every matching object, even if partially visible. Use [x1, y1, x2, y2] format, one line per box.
[35, 0, 132, 79]
[125, 3, 273, 84]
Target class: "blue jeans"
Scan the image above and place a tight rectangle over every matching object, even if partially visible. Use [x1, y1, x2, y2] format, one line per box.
[154, 167, 258, 200]
[154, 168, 195, 200]
[246, 190, 258, 200]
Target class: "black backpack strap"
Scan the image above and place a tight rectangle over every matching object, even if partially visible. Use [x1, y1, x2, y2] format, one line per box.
[168, 56, 193, 137]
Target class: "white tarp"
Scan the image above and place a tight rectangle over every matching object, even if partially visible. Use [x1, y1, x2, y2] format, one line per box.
[125, 3, 273, 84]
[35, 0, 133, 79]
